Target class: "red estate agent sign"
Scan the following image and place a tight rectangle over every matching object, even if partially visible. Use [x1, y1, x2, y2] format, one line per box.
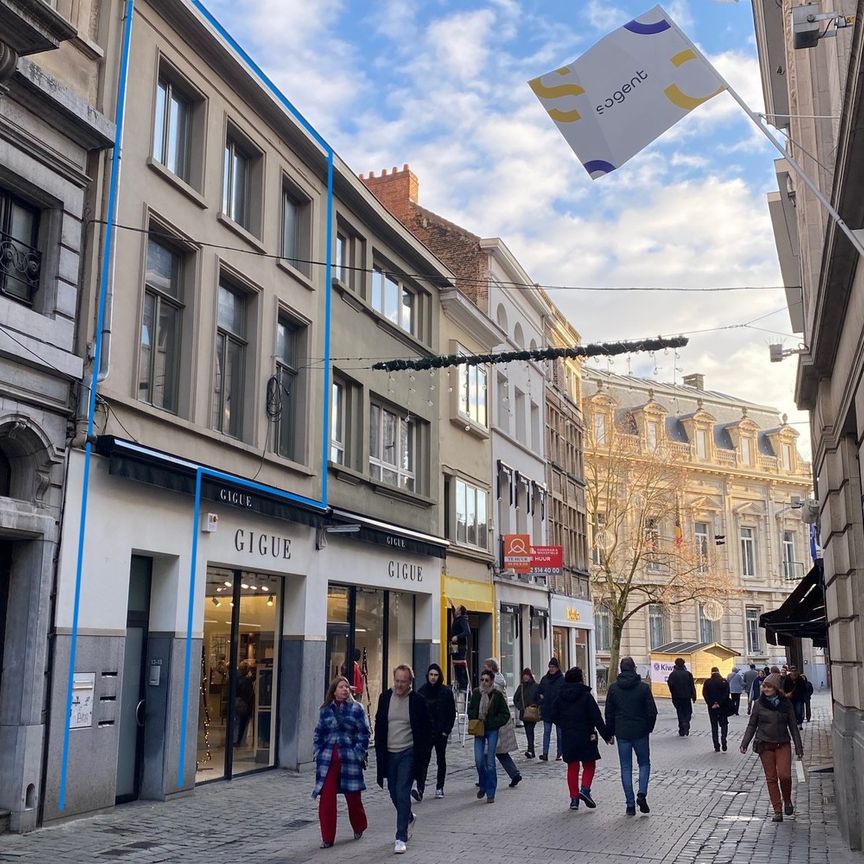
[503, 534, 533, 574]
[531, 545, 563, 575]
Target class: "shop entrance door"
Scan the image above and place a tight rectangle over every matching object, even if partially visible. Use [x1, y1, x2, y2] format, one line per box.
[116, 556, 152, 803]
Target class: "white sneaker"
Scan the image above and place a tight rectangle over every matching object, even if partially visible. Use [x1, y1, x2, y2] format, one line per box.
[394, 840, 407, 854]
[435, 788, 444, 799]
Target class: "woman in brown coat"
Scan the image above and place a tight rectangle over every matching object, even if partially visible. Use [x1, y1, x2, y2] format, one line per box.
[739, 673, 803, 822]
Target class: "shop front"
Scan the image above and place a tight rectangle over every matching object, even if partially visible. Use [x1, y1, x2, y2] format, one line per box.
[495, 578, 551, 692]
[317, 510, 446, 717]
[441, 571, 496, 690]
[550, 595, 595, 688]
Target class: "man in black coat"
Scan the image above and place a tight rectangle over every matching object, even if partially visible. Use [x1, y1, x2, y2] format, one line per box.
[375, 665, 433, 854]
[414, 663, 456, 799]
[604, 657, 657, 816]
[702, 667, 731, 752]
[449, 606, 471, 691]
[666, 658, 697, 736]
[536, 657, 565, 760]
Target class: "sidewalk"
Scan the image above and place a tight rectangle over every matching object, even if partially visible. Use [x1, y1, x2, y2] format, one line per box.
[0, 694, 859, 864]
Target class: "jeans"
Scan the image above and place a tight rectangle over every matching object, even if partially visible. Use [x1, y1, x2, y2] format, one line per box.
[730, 693, 741, 715]
[792, 700, 805, 726]
[616, 736, 650, 807]
[417, 735, 448, 792]
[386, 747, 415, 841]
[542, 721, 562, 757]
[474, 728, 499, 798]
[496, 752, 520, 780]
[524, 721, 536, 753]
[708, 708, 729, 749]
[672, 698, 693, 735]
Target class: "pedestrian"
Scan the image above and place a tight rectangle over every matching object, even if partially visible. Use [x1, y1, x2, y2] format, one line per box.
[742, 664, 759, 714]
[414, 663, 455, 801]
[449, 605, 471, 692]
[739, 672, 804, 822]
[350, 649, 364, 699]
[233, 659, 255, 747]
[536, 657, 565, 761]
[749, 668, 767, 714]
[481, 658, 522, 787]
[801, 673, 814, 721]
[702, 667, 731, 752]
[666, 658, 697, 736]
[467, 668, 511, 804]
[514, 668, 540, 758]
[604, 656, 657, 816]
[312, 676, 370, 849]
[374, 664, 433, 855]
[783, 666, 808, 729]
[727, 666, 744, 715]
[550, 667, 611, 811]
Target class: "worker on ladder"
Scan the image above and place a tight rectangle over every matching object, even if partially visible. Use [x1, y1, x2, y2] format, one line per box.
[449, 605, 471, 692]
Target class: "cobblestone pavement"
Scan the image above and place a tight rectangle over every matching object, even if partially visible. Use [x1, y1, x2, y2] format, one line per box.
[1, 694, 860, 864]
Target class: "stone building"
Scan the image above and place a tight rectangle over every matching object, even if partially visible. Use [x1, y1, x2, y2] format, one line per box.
[583, 369, 814, 685]
[752, 0, 864, 847]
[0, 0, 113, 832]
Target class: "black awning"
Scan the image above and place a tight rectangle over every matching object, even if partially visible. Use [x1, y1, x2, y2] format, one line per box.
[760, 560, 827, 648]
[95, 435, 328, 529]
[328, 509, 448, 559]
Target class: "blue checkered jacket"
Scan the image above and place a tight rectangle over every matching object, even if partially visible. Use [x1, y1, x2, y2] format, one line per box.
[312, 699, 370, 798]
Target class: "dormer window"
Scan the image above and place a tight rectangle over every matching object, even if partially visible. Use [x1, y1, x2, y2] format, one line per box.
[741, 436, 753, 466]
[646, 420, 659, 452]
[696, 428, 709, 460]
[594, 413, 608, 445]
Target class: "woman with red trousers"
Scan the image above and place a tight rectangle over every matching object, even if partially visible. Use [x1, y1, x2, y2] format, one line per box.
[312, 676, 370, 848]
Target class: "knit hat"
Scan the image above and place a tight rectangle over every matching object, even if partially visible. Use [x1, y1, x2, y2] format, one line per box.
[548, 657, 560, 669]
[763, 673, 783, 691]
[674, 657, 686, 667]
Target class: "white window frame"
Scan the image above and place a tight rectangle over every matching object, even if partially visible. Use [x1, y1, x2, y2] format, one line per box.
[648, 603, 667, 649]
[212, 281, 247, 439]
[645, 517, 662, 571]
[153, 76, 191, 181]
[782, 530, 796, 580]
[694, 522, 709, 573]
[223, 134, 251, 228]
[594, 605, 611, 652]
[740, 526, 756, 577]
[335, 232, 348, 283]
[369, 402, 415, 491]
[281, 186, 309, 275]
[330, 380, 345, 464]
[372, 265, 415, 335]
[741, 436, 753, 466]
[458, 361, 488, 427]
[454, 478, 488, 550]
[274, 316, 303, 461]
[646, 420, 659, 452]
[698, 603, 717, 643]
[594, 413, 608, 445]
[745, 606, 762, 654]
[696, 428, 708, 460]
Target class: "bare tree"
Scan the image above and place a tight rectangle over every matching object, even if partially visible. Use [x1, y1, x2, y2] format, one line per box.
[587, 421, 736, 680]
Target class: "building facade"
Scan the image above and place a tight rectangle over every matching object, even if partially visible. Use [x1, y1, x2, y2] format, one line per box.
[583, 369, 813, 687]
[41, 0, 448, 826]
[0, 0, 113, 832]
[752, 0, 864, 847]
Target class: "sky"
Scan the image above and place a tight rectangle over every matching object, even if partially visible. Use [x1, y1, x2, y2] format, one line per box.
[206, 0, 810, 456]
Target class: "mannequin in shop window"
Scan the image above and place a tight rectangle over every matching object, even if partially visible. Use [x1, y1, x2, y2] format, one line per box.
[351, 649, 364, 699]
[234, 660, 256, 747]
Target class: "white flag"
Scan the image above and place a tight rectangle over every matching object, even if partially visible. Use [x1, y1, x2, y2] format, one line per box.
[529, 5, 725, 179]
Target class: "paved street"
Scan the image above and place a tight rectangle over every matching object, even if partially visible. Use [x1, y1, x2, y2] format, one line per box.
[0, 694, 859, 864]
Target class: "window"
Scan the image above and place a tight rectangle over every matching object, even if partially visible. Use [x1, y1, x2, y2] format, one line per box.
[694, 522, 709, 572]
[698, 603, 716, 643]
[746, 606, 762, 654]
[645, 518, 662, 571]
[594, 605, 611, 651]
[648, 604, 667, 649]
[212, 281, 247, 438]
[335, 232, 348, 283]
[372, 265, 415, 334]
[496, 373, 509, 432]
[740, 526, 756, 577]
[453, 478, 488, 549]
[369, 402, 415, 491]
[646, 420, 658, 452]
[499, 608, 518, 692]
[782, 530, 796, 580]
[741, 436, 753, 466]
[274, 316, 303, 460]
[330, 380, 345, 464]
[281, 186, 310, 276]
[531, 402, 540, 449]
[138, 236, 183, 412]
[592, 512, 607, 565]
[153, 77, 191, 181]
[223, 134, 252, 228]
[0, 189, 41, 305]
[781, 443, 794, 472]
[514, 389, 526, 442]
[696, 428, 708, 460]
[458, 362, 487, 427]
[593, 413, 607, 445]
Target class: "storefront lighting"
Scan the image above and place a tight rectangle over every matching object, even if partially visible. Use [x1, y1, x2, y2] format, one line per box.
[241, 583, 249, 589]
[224, 581, 232, 588]
[266, 597, 274, 607]
[211, 597, 220, 607]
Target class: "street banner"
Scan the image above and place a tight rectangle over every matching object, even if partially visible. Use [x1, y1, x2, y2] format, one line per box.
[528, 5, 725, 178]
[503, 533, 532, 574]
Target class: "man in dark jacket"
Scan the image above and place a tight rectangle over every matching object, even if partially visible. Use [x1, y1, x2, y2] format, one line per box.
[783, 666, 807, 729]
[375, 665, 433, 854]
[449, 606, 471, 691]
[742, 664, 759, 714]
[702, 667, 731, 752]
[414, 663, 456, 800]
[604, 657, 657, 816]
[666, 658, 697, 736]
[536, 658, 565, 760]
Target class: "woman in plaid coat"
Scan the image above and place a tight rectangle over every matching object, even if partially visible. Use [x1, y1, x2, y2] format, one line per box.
[312, 676, 371, 848]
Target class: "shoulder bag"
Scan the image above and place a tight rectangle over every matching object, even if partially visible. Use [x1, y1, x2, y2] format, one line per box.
[467, 718, 485, 737]
[523, 704, 540, 723]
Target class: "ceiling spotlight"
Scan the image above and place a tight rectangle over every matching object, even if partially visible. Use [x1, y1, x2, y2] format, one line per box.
[241, 583, 249, 589]
[211, 597, 220, 607]
[266, 596, 274, 607]
[224, 581, 232, 588]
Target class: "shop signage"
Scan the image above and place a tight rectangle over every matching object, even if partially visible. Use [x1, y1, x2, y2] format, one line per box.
[532, 545, 563, 575]
[503, 534, 532, 573]
[566, 607, 581, 622]
[388, 560, 423, 582]
[219, 487, 253, 509]
[386, 534, 408, 549]
[234, 528, 292, 559]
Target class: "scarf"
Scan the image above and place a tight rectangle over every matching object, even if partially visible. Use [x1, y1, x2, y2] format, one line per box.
[478, 682, 492, 720]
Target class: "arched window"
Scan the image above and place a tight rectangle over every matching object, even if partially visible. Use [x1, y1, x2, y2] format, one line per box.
[514, 322, 524, 348]
[496, 303, 508, 332]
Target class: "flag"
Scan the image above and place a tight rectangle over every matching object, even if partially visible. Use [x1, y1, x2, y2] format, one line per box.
[528, 5, 725, 179]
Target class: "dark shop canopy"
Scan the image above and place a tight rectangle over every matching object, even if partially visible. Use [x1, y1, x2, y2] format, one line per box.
[760, 560, 827, 648]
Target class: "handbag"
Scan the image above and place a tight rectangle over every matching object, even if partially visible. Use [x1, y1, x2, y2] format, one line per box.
[523, 704, 540, 723]
[467, 718, 485, 737]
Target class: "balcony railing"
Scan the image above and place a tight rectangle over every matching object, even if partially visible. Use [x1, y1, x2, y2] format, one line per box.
[0, 231, 41, 304]
[783, 560, 806, 582]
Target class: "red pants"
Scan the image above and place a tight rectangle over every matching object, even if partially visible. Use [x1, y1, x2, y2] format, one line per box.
[759, 742, 792, 813]
[567, 760, 597, 797]
[318, 747, 367, 845]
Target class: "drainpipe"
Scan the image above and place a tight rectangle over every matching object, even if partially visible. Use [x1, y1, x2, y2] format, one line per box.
[58, 0, 136, 812]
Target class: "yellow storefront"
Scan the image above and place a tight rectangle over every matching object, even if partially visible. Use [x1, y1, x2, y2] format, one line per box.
[440, 573, 496, 690]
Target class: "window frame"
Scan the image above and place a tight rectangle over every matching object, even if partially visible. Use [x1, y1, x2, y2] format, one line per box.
[644, 517, 662, 571]
[452, 477, 489, 550]
[369, 400, 416, 492]
[698, 602, 717, 643]
[593, 413, 608, 445]
[330, 379, 346, 465]
[648, 603, 667, 650]
[0, 188, 41, 305]
[280, 181, 312, 277]
[153, 75, 192, 182]
[457, 360, 488, 428]
[695, 428, 708, 460]
[371, 264, 416, 335]
[212, 279, 248, 439]
[745, 606, 762, 654]
[694, 521, 709, 573]
[222, 130, 260, 231]
[274, 314, 305, 461]
[740, 526, 756, 577]
[782, 530, 796, 580]
[594, 605, 611, 652]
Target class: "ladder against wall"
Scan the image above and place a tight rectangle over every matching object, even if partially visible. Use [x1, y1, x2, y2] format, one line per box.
[452, 684, 468, 747]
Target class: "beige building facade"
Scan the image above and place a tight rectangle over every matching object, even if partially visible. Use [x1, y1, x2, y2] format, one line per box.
[752, 0, 864, 847]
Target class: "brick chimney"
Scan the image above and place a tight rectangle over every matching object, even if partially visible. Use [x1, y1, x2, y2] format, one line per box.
[683, 373, 705, 391]
[360, 164, 418, 222]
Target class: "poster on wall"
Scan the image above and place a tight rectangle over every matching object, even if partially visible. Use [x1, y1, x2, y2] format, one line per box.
[503, 534, 532, 574]
[532, 545, 563, 575]
[650, 658, 683, 686]
[70, 673, 95, 730]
